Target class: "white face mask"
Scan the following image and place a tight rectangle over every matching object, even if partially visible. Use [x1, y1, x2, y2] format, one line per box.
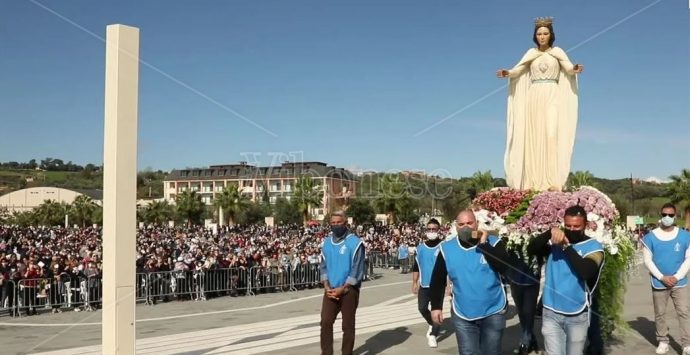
[661, 216, 675, 227]
[426, 232, 439, 240]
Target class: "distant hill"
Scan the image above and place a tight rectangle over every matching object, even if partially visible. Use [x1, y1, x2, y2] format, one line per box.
[0, 168, 166, 199]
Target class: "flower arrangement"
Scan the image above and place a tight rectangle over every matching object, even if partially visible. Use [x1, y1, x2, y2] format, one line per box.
[472, 188, 532, 217]
[472, 185, 636, 340]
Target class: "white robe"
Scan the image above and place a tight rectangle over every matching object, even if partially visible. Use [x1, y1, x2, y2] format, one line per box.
[504, 47, 579, 191]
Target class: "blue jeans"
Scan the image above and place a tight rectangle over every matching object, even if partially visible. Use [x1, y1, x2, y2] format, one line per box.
[451, 311, 505, 355]
[542, 308, 589, 355]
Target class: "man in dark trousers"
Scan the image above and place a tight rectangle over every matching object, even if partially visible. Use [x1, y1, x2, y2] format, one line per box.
[429, 210, 513, 355]
[411, 218, 444, 348]
[319, 211, 365, 355]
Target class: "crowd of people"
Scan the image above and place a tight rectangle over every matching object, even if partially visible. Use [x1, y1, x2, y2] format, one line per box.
[0, 221, 435, 317]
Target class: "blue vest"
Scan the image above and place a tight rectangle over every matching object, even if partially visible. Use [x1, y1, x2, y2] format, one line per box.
[398, 245, 409, 259]
[440, 235, 507, 320]
[543, 238, 604, 315]
[643, 229, 690, 289]
[415, 242, 441, 288]
[322, 234, 362, 288]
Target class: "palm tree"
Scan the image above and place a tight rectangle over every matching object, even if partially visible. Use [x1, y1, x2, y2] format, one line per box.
[213, 185, 251, 226]
[667, 169, 690, 229]
[468, 170, 494, 199]
[568, 170, 595, 189]
[175, 190, 205, 226]
[34, 200, 68, 226]
[292, 175, 324, 226]
[69, 195, 98, 227]
[0, 207, 9, 225]
[143, 200, 175, 225]
[374, 174, 409, 224]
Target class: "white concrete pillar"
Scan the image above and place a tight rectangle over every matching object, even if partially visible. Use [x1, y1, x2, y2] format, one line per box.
[102, 24, 139, 355]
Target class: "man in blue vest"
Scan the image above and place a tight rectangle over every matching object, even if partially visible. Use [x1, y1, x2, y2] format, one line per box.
[412, 218, 445, 348]
[319, 211, 365, 355]
[429, 210, 512, 355]
[641, 203, 690, 355]
[527, 205, 605, 355]
[398, 242, 410, 273]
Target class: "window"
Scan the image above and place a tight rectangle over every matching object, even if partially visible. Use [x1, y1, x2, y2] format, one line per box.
[269, 196, 277, 204]
[169, 182, 175, 189]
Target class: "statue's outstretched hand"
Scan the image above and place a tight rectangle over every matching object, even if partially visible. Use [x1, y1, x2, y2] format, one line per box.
[496, 69, 509, 78]
[574, 64, 584, 74]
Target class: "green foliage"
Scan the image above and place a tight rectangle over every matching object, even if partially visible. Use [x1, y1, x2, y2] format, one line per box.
[213, 184, 251, 226]
[504, 191, 537, 224]
[68, 195, 98, 227]
[667, 169, 690, 229]
[373, 174, 417, 224]
[141, 200, 175, 225]
[567, 170, 596, 189]
[596, 227, 637, 341]
[33, 199, 69, 226]
[346, 198, 375, 225]
[237, 201, 271, 225]
[292, 175, 324, 225]
[273, 197, 301, 225]
[439, 181, 470, 221]
[175, 190, 206, 226]
[467, 170, 494, 199]
[0, 207, 9, 224]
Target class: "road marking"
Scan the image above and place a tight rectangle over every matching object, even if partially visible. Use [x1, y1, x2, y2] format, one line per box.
[1, 281, 409, 327]
[31, 296, 455, 355]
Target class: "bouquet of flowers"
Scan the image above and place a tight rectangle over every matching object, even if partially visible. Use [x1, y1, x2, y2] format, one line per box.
[472, 185, 636, 340]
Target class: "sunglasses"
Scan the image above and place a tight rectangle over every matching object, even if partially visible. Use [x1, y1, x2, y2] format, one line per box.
[661, 213, 675, 218]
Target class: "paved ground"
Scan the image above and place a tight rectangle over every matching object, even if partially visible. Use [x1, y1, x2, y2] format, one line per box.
[0, 256, 684, 355]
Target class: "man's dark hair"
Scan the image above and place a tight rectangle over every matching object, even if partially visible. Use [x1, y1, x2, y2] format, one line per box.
[564, 205, 586, 218]
[661, 203, 676, 212]
[427, 218, 440, 227]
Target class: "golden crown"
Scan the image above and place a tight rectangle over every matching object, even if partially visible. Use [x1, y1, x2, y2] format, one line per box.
[534, 16, 553, 27]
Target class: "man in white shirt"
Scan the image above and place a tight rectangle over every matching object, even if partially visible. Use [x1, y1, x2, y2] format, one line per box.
[642, 203, 690, 355]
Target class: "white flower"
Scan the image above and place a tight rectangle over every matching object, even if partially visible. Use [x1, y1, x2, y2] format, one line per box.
[609, 245, 619, 255]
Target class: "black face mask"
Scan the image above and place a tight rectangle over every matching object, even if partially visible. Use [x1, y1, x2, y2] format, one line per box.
[564, 229, 585, 243]
[331, 225, 348, 239]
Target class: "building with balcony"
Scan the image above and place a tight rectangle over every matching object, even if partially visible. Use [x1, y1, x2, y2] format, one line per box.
[163, 161, 357, 220]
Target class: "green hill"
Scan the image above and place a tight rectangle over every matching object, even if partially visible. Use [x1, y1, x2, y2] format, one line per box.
[0, 169, 166, 199]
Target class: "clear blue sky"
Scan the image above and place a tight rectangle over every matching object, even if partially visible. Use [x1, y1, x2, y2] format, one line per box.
[1, 0, 688, 180]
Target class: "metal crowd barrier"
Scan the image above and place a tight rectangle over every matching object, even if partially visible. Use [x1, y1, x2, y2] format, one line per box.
[2, 258, 401, 318]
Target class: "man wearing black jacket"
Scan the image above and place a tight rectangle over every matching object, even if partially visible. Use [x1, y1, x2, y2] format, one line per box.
[429, 210, 513, 355]
[527, 205, 604, 355]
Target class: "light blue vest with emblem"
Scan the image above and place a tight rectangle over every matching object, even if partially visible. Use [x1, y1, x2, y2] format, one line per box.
[415, 243, 441, 288]
[543, 238, 604, 315]
[643, 229, 690, 289]
[440, 235, 507, 321]
[322, 234, 362, 288]
[398, 245, 409, 259]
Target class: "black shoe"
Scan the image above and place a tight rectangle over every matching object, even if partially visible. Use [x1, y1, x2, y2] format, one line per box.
[528, 340, 539, 354]
[516, 344, 529, 355]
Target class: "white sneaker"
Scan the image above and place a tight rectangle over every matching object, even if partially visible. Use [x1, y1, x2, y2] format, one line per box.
[656, 342, 670, 354]
[682, 346, 690, 355]
[427, 335, 438, 348]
